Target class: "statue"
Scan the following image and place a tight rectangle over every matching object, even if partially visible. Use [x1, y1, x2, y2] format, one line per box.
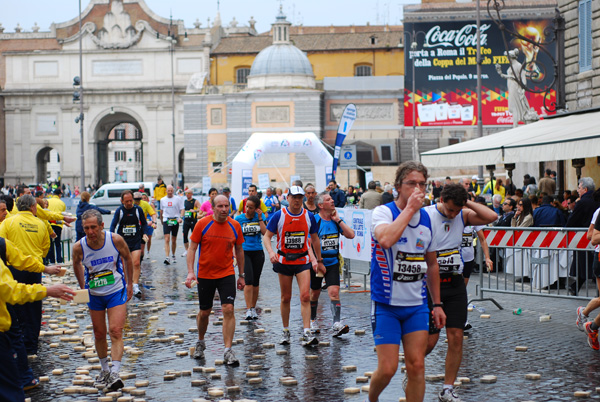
[495, 49, 539, 127]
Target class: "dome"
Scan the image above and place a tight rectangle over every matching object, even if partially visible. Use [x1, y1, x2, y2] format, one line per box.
[249, 44, 313, 76]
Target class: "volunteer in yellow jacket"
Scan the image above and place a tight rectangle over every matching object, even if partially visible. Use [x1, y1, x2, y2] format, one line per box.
[0, 236, 63, 391]
[0, 194, 51, 355]
[0, 258, 74, 401]
[12, 185, 76, 226]
[47, 188, 68, 264]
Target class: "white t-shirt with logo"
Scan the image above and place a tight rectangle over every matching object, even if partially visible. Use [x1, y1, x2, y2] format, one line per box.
[160, 195, 184, 221]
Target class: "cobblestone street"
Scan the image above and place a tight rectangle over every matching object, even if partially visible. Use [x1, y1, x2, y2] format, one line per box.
[28, 240, 600, 402]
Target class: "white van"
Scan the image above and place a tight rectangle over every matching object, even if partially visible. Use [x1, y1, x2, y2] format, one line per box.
[90, 182, 155, 208]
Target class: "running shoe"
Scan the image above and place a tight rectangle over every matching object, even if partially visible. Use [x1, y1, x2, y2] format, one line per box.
[133, 285, 142, 299]
[402, 375, 408, 392]
[438, 388, 462, 402]
[94, 370, 110, 388]
[251, 307, 258, 320]
[310, 320, 320, 334]
[171, 255, 176, 263]
[193, 339, 206, 359]
[584, 321, 599, 351]
[245, 309, 253, 321]
[23, 378, 39, 391]
[332, 322, 349, 337]
[576, 306, 588, 332]
[279, 329, 291, 345]
[163, 257, 170, 265]
[464, 321, 472, 331]
[106, 371, 124, 391]
[301, 332, 318, 347]
[181, 250, 187, 257]
[224, 349, 239, 366]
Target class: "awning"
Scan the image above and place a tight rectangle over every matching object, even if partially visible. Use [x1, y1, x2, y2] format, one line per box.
[420, 110, 600, 168]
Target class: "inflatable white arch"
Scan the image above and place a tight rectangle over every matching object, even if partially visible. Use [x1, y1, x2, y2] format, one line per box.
[231, 132, 333, 203]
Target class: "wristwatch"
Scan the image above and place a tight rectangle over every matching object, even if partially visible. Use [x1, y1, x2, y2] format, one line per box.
[239, 273, 245, 278]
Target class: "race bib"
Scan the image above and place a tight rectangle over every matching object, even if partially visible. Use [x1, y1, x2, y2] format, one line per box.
[436, 248, 462, 274]
[167, 218, 178, 226]
[242, 222, 260, 236]
[321, 233, 339, 251]
[393, 252, 427, 282]
[461, 233, 473, 248]
[122, 225, 136, 236]
[89, 270, 115, 289]
[284, 231, 305, 250]
[184, 211, 193, 218]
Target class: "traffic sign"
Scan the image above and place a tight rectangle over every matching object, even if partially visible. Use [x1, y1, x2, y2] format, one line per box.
[339, 145, 357, 169]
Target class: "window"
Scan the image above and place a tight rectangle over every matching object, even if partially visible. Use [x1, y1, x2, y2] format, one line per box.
[115, 129, 126, 140]
[236, 67, 251, 84]
[579, 0, 592, 72]
[355, 64, 372, 77]
[135, 150, 141, 162]
[380, 145, 392, 161]
[370, 35, 377, 45]
[114, 151, 126, 162]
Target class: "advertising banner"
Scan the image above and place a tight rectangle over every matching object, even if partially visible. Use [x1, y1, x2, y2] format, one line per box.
[332, 103, 357, 179]
[404, 18, 555, 127]
[338, 208, 372, 262]
[241, 169, 252, 197]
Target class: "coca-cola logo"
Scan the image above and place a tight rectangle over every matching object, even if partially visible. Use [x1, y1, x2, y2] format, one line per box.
[424, 24, 491, 48]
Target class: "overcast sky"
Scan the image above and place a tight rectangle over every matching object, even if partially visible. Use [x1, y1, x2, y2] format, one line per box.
[0, 0, 417, 34]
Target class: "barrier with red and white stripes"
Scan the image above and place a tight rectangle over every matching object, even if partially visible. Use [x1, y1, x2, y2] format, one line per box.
[482, 228, 592, 250]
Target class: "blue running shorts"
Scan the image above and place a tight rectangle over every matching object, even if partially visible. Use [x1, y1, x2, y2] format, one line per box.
[88, 288, 127, 311]
[371, 301, 429, 345]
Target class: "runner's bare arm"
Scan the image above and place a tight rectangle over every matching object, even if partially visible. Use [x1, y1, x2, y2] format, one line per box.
[476, 229, 494, 272]
[185, 240, 199, 288]
[112, 234, 134, 300]
[374, 188, 423, 249]
[463, 199, 498, 226]
[425, 251, 446, 329]
[263, 230, 277, 263]
[592, 228, 600, 246]
[72, 242, 86, 289]
[235, 243, 245, 290]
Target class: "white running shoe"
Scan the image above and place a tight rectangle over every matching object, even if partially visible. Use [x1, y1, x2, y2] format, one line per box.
[251, 307, 258, 320]
[171, 255, 176, 263]
[438, 388, 462, 402]
[163, 257, 170, 265]
[301, 332, 318, 347]
[576, 306, 588, 332]
[310, 320, 320, 334]
[181, 250, 188, 257]
[332, 322, 349, 337]
[279, 329, 291, 345]
[245, 309, 253, 321]
[224, 349, 239, 366]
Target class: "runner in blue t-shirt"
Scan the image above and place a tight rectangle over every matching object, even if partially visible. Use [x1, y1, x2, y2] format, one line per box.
[235, 195, 266, 320]
[263, 187, 280, 222]
[309, 191, 355, 338]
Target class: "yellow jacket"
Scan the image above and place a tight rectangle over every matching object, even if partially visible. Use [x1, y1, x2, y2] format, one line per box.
[11, 199, 64, 222]
[154, 183, 167, 201]
[47, 195, 66, 228]
[0, 211, 50, 261]
[0, 259, 46, 332]
[139, 200, 156, 219]
[3, 238, 46, 273]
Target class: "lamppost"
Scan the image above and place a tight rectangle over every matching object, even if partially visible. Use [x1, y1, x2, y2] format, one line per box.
[78, 0, 84, 190]
[404, 30, 426, 161]
[169, 33, 177, 188]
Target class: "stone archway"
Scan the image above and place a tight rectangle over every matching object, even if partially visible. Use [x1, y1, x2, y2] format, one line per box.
[36, 147, 61, 184]
[92, 109, 145, 184]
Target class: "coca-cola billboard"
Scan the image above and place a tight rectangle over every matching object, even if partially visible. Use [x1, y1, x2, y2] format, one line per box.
[404, 19, 556, 127]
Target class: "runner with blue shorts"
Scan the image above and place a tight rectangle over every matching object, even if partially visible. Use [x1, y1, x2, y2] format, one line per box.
[73, 209, 134, 392]
[367, 161, 446, 402]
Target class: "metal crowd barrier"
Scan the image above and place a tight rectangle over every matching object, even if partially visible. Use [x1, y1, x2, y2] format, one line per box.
[60, 238, 72, 262]
[475, 227, 597, 303]
[342, 258, 370, 292]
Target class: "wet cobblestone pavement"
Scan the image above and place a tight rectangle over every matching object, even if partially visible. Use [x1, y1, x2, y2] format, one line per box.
[27, 240, 600, 402]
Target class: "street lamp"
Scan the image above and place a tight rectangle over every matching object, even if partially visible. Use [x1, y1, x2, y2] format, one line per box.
[404, 30, 426, 161]
[78, 0, 85, 190]
[169, 34, 177, 188]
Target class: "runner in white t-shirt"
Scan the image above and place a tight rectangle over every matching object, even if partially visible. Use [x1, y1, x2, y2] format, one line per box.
[159, 185, 184, 265]
[575, 206, 600, 351]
